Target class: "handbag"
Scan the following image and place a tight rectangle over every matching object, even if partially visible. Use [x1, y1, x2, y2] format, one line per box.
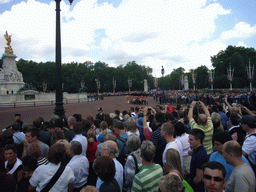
[41, 165, 65, 192]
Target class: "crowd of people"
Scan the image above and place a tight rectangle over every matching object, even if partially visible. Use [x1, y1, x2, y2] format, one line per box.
[0, 95, 256, 192]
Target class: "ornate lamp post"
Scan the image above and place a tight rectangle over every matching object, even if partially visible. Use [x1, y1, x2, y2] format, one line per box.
[192, 70, 197, 90]
[247, 59, 254, 91]
[95, 78, 100, 95]
[128, 77, 132, 93]
[154, 77, 158, 90]
[81, 80, 85, 89]
[54, 0, 73, 120]
[42, 81, 47, 92]
[180, 74, 184, 90]
[113, 78, 116, 94]
[227, 63, 234, 90]
[208, 69, 214, 90]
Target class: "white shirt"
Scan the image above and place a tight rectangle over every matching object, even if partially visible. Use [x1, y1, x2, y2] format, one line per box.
[242, 132, 256, 165]
[71, 134, 88, 157]
[29, 162, 75, 192]
[67, 155, 89, 188]
[13, 132, 25, 144]
[176, 133, 190, 156]
[162, 140, 183, 166]
[96, 158, 123, 191]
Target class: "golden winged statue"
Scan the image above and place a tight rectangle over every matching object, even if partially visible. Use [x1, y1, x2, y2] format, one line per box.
[4, 31, 13, 54]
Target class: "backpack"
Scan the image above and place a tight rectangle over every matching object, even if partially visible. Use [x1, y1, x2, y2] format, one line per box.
[117, 136, 128, 166]
[131, 153, 140, 174]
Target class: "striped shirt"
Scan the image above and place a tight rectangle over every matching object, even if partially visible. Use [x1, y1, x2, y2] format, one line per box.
[190, 117, 213, 154]
[131, 163, 163, 192]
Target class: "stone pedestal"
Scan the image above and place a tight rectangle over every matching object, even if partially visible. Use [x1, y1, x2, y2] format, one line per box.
[184, 75, 189, 90]
[0, 53, 25, 94]
[144, 79, 148, 92]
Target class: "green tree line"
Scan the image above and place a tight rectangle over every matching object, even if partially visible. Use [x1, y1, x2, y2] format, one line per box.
[0, 45, 255, 93]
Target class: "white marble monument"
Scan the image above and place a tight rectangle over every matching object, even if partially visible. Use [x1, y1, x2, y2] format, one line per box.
[184, 75, 189, 90]
[144, 79, 148, 92]
[0, 31, 25, 95]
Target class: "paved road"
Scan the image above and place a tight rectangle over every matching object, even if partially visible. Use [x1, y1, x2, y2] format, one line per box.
[0, 96, 159, 131]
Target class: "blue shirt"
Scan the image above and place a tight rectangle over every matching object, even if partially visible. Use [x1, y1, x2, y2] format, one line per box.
[209, 151, 252, 180]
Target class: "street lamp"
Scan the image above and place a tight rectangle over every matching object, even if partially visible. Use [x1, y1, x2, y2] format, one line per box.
[247, 59, 254, 91]
[54, 0, 73, 120]
[113, 78, 116, 94]
[227, 63, 234, 90]
[128, 77, 132, 93]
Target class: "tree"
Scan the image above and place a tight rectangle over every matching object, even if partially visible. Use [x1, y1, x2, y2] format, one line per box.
[211, 46, 256, 89]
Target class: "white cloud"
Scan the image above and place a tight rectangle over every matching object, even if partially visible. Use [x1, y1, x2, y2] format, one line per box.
[221, 22, 256, 40]
[0, 0, 234, 78]
[0, 0, 11, 4]
[237, 41, 248, 48]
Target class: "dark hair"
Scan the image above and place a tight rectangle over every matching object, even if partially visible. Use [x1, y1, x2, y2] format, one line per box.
[12, 122, 21, 131]
[229, 113, 239, 126]
[22, 155, 38, 171]
[175, 122, 186, 136]
[189, 129, 205, 144]
[73, 123, 83, 134]
[212, 131, 232, 144]
[33, 118, 43, 129]
[47, 143, 66, 164]
[202, 161, 226, 178]
[73, 114, 82, 122]
[155, 112, 165, 123]
[4, 144, 17, 154]
[27, 127, 40, 138]
[165, 113, 175, 121]
[113, 120, 124, 130]
[172, 111, 179, 119]
[93, 119, 101, 128]
[93, 156, 115, 182]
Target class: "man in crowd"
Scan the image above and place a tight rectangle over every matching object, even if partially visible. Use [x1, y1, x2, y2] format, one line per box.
[151, 112, 166, 166]
[188, 129, 209, 192]
[22, 127, 49, 159]
[240, 115, 256, 174]
[113, 120, 128, 166]
[209, 131, 251, 180]
[67, 141, 89, 192]
[222, 140, 255, 192]
[71, 123, 88, 157]
[131, 141, 163, 192]
[12, 122, 25, 145]
[96, 140, 123, 191]
[161, 122, 183, 166]
[202, 161, 227, 192]
[65, 116, 76, 142]
[188, 101, 213, 155]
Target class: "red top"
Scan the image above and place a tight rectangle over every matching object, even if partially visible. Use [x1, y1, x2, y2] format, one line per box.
[86, 141, 99, 162]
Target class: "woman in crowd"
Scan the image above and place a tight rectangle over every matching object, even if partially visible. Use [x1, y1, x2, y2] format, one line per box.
[164, 148, 193, 192]
[124, 134, 142, 192]
[4, 144, 23, 182]
[28, 143, 75, 192]
[93, 156, 120, 192]
[0, 155, 16, 192]
[87, 128, 100, 186]
[17, 155, 38, 192]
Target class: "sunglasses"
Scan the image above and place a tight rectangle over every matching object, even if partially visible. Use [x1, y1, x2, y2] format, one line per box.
[203, 174, 224, 182]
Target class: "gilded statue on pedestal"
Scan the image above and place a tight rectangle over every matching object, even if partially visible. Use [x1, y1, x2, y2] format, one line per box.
[4, 31, 13, 54]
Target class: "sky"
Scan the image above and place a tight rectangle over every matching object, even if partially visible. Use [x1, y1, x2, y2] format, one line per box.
[0, 0, 256, 77]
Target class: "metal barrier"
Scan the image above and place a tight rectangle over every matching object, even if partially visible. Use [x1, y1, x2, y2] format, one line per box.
[0, 96, 102, 108]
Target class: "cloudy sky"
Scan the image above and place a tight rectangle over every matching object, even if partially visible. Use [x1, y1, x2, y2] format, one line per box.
[0, 0, 256, 77]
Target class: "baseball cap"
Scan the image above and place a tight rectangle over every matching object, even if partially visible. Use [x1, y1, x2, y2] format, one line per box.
[238, 115, 256, 127]
[136, 117, 143, 129]
[166, 106, 174, 113]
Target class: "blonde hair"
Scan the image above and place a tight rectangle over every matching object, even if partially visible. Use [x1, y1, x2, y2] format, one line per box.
[80, 185, 99, 192]
[165, 148, 183, 179]
[87, 128, 96, 144]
